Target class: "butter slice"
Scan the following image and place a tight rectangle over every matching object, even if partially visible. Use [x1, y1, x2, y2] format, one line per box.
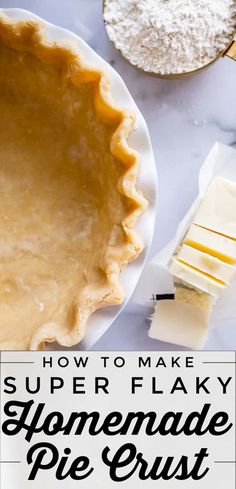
[149, 286, 212, 349]
[177, 244, 236, 284]
[194, 177, 236, 239]
[169, 258, 225, 297]
[184, 224, 236, 264]
[175, 285, 212, 310]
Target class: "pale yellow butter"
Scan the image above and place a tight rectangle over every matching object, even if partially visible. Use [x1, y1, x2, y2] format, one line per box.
[159, 176, 236, 348]
[194, 177, 236, 239]
[149, 286, 212, 349]
[184, 224, 236, 264]
[169, 258, 225, 297]
[177, 243, 236, 284]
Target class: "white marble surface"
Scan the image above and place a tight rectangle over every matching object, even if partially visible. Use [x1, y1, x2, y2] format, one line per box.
[1, 0, 236, 350]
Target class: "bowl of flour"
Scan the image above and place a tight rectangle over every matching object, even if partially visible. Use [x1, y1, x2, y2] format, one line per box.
[103, 0, 236, 77]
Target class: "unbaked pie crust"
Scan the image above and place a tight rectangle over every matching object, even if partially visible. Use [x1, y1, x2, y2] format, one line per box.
[0, 13, 147, 350]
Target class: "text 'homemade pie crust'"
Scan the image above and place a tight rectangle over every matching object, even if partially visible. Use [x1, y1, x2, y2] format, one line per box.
[0, 13, 147, 350]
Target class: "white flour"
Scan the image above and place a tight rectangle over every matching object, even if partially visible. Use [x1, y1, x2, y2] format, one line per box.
[104, 0, 236, 74]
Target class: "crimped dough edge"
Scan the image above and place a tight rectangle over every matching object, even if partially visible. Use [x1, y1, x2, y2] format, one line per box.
[0, 13, 148, 350]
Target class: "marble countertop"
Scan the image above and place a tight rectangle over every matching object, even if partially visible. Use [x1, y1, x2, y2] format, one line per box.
[1, 0, 236, 350]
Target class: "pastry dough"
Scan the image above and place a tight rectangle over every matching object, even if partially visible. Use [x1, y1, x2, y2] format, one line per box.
[0, 14, 147, 350]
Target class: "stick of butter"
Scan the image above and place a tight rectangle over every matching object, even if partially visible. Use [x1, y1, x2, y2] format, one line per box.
[149, 285, 212, 349]
[194, 177, 236, 239]
[177, 244, 236, 284]
[169, 258, 225, 297]
[168, 179, 236, 297]
[184, 224, 236, 264]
